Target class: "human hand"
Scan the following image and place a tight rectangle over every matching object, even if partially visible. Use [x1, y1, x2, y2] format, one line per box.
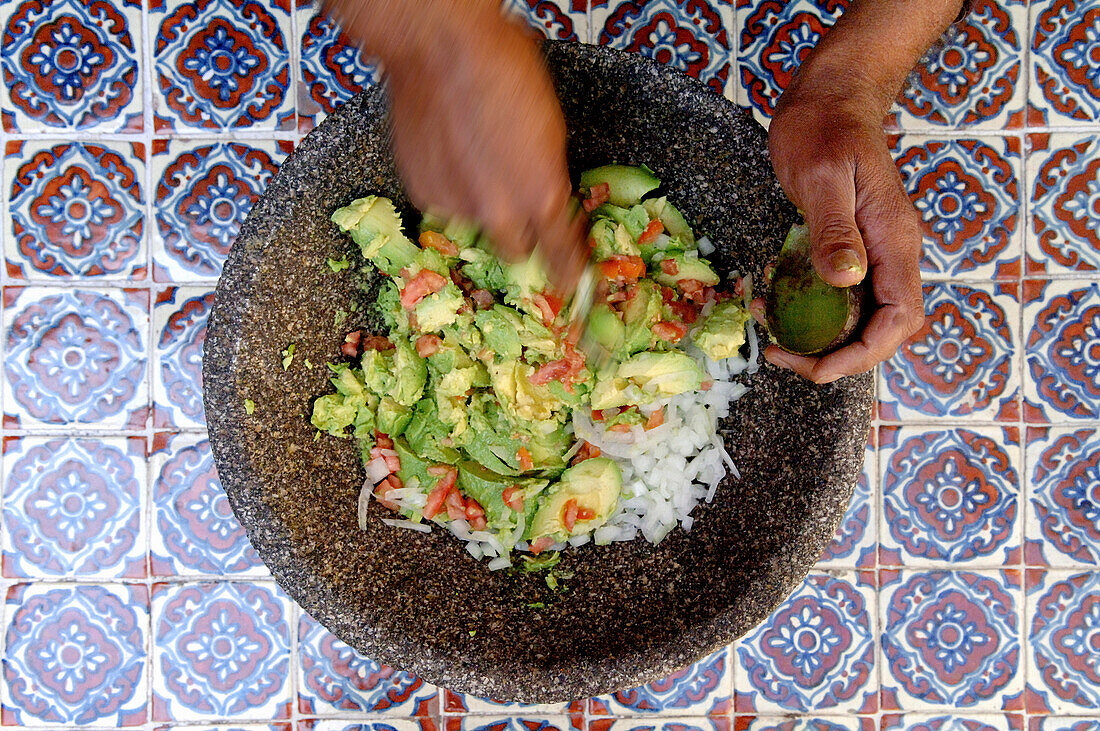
[763, 86, 925, 384]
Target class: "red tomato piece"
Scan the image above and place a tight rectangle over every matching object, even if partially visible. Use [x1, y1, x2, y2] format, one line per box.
[582, 182, 610, 212]
[422, 481, 449, 520]
[470, 515, 488, 531]
[562, 498, 579, 532]
[637, 219, 664, 245]
[502, 486, 525, 512]
[668, 299, 700, 324]
[678, 279, 709, 302]
[419, 230, 459, 256]
[653, 320, 688, 342]
[659, 258, 679, 276]
[576, 506, 596, 521]
[341, 330, 361, 357]
[399, 270, 448, 309]
[517, 447, 534, 471]
[598, 255, 646, 283]
[464, 498, 485, 521]
[415, 334, 442, 358]
[530, 358, 571, 385]
[374, 431, 394, 449]
[445, 488, 467, 520]
[644, 408, 665, 431]
[471, 289, 494, 309]
[609, 423, 633, 433]
[374, 477, 401, 511]
[383, 454, 401, 472]
[591, 409, 606, 422]
[363, 335, 395, 351]
[529, 536, 555, 554]
[532, 293, 557, 326]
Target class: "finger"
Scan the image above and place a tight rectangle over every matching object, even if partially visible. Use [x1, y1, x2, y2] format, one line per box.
[811, 298, 925, 380]
[539, 205, 588, 295]
[799, 169, 868, 289]
[764, 345, 828, 382]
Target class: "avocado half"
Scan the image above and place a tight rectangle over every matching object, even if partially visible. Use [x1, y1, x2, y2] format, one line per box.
[764, 223, 866, 356]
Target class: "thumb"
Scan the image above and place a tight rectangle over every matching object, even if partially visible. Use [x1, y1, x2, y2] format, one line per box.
[802, 183, 868, 288]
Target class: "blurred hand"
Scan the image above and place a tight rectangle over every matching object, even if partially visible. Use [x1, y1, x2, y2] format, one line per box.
[764, 84, 925, 384]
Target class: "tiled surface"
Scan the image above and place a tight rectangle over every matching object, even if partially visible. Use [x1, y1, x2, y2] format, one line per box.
[0, 0, 1098, 728]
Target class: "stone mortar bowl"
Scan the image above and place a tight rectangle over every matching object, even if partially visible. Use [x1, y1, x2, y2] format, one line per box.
[203, 41, 873, 703]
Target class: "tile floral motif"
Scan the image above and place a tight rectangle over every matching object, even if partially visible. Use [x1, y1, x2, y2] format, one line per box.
[880, 715, 1022, 731]
[888, 0, 1025, 129]
[1028, 134, 1100, 274]
[1, 582, 148, 726]
[152, 140, 284, 281]
[154, 287, 214, 429]
[0, 0, 142, 132]
[2, 437, 145, 578]
[736, 573, 875, 714]
[1027, 571, 1100, 712]
[3, 287, 148, 429]
[1023, 280, 1100, 421]
[1029, 720, 1100, 731]
[590, 648, 730, 715]
[444, 688, 580, 715]
[297, 612, 439, 716]
[881, 571, 1020, 710]
[152, 0, 293, 131]
[588, 721, 728, 731]
[736, 720, 868, 731]
[6, 141, 145, 279]
[303, 723, 440, 731]
[1027, 427, 1100, 567]
[880, 282, 1018, 421]
[879, 427, 1019, 565]
[150, 433, 265, 576]
[816, 438, 875, 568]
[152, 581, 292, 721]
[893, 136, 1021, 279]
[1030, 0, 1100, 125]
[298, 8, 379, 127]
[594, 0, 731, 94]
[445, 718, 574, 731]
[503, 0, 586, 42]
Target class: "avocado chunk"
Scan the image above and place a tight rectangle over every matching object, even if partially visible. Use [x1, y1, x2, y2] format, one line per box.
[620, 279, 662, 356]
[414, 282, 465, 332]
[475, 306, 523, 362]
[590, 351, 707, 410]
[391, 339, 427, 407]
[581, 164, 661, 207]
[765, 223, 866, 355]
[643, 196, 694, 245]
[652, 253, 720, 288]
[404, 397, 461, 464]
[591, 203, 650, 241]
[376, 396, 413, 438]
[693, 300, 750, 361]
[586, 303, 625, 353]
[458, 461, 546, 531]
[526, 457, 622, 540]
[331, 196, 418, 276]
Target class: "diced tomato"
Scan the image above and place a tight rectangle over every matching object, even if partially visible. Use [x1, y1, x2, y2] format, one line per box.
[471, 289, 494, 309]
[679, 279, 710, 303]
[419, 230, 459, 256]
[470, 515, 488, 531]
[644, 408, 665, 431]
[591, 409, 606, 422]
[733, 276, 745, 298]
[609, 423, 633, 433]
[638, 219, 664, 245]
[383, 454, 401, 472]
[363, 335, 394, 351]
[530, 358, 571, 385]
[571, 441, 602, 465]
[415, 334, 442, 357]
[701, 379, 714, 391]
[422, 482, 449, 520]
[661, 286, 677, 304]
[659, 258, 679, 276]
[598, 255, 646, 283]
[582, 182, 610, 212]
[374, 431, 394, 449]
[374, 476, 401, 511]
[653, 320, 689, 342]
[576, 506, 596, 521]
[427, 464, 454, 477]
[562, 498, 579, 532]
[464, 498, 485, 522]
[668, 298, 700, 324]
[502, 486, 525, 512]
[529, 536, 555, 554]
[399, 270, 448, 309]
[517, 447, 534, 471]
[532, 293, 558, 326]
[445, 488, 467, 521]
[748, 297, 767, 326]
[341, 330, 361, 357]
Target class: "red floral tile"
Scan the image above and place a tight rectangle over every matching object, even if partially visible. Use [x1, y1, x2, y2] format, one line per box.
[1030, 0, 1100, 125]
[1022, 279, 1100, 421]
[1027, 133, 1100, 274]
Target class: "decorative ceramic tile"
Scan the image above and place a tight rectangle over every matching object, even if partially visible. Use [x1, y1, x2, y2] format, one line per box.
[1, 582, 148, 726]
[589, 648, 731, 715]
[1026, 571, 1100, 713]
[5, 141, 146, 280]
[1026, 427, 1100, 567]
[2, 436, 146, 578]
[151, 581, 292, 721]
[734, 572, 876, 714]
[878, 427, 1020, 567]
[589, 720, 729, 731]
[879, 281, 1020, 421]
[151, 0, 294, 132]
[152, 726, 293, 731]
[0, 0, 142, 132]
[150, 432, 266, 576]
[1027, 133, 1100, 274]
[301, 723, 440, 731]
[734, 0, 847, 123]
[592, 0, 732, 95]
[887, 0, 1025, 130]
[734, 720, 870, 731]
[1022, 280, 1100, 422]
[816, 434, 876, 568]
[880, 570, 1021, 711]
[444, 718, 575, 731]
[297, 611, 439, 716]
[1028, 720, 1100, 731]
[154, 287, 214, 429]
[151, 140, 286, 282]
[444, 689, 580, 715]
[1029, 0, 1100, 125]
[297, 8, 379, 128]
[880, 715, 1024, 731]
[892, 136, 1022, 280]
[2, 287, 148, 429]
[503, 0, 587, 42]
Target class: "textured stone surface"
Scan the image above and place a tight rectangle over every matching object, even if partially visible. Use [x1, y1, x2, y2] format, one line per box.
[203, 41, 872, 703]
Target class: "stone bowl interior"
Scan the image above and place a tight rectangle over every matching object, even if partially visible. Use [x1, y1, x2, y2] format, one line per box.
[203, 41, 872, 703]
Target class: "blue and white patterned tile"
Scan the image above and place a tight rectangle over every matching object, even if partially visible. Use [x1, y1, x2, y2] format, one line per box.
[589, 647, 730, 716]
[1029, 0, 1100, 126]
[1026, 133, 1100, 275]
[151, 0, 294, 132]
[1028, 720, 1100, 731]
[734, 720, 870, 731]
[733, 0, 848, 125]
[150, 432, 266, 577]
[815, 434, 876, 569]
[588, 720, 728, 731]
[879, 281, 1020, 422]
[892, 136, 1022, 280]
[0, 0, 142, 132]
[301, 723, 439, 731]
[2, 287, 148, 429]
[2, 436, 146, 578]
[151, 139, 286, 282]
[5, 141, 146, 280]
[445, 718, 576, 731]
[1026, 427, 1100, 568]
[592, 0, 732, 96]
[444, 688, 580, 715]
[1, 582, 148, 726]
[154, 287, 214, 429]
[297, 8, 379, 129]
[297, 611, 439, 716]
[886, 0, 1026, 130]
[880, 715, 1023, 731]
[1025, 571, 1100, 714]
[1021, 280, 1100, 422]
[152, 726, 293, 731]
[152, 581, 292, 721]
[734, 572, 876, 715]
[503, 0, 587, 42]
[880, 570, 1021, 711]
[878, 426, 1020, 567]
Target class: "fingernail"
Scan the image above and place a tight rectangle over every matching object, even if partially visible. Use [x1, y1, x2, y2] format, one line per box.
[829, 249, 862, 275]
